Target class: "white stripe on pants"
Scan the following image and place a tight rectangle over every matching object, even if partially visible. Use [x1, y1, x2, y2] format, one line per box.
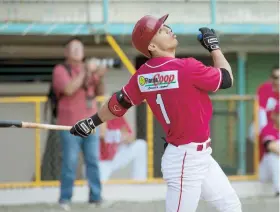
[161, 140, 242, 212]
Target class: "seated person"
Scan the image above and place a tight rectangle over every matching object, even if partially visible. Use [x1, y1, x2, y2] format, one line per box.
[258, 103, 279, 197]
[248, 66, 279, 143]
[99, 114, 147, 181]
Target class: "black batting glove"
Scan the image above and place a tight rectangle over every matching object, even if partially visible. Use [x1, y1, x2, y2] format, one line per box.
[70, 118, 95, 138]
[197, 27, 220, 52]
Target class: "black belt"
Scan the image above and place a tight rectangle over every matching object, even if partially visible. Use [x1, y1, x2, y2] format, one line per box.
[162, 137, 168, 151]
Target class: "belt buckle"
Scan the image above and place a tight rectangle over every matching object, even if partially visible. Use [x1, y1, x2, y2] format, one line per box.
[196, 144, 203, 151]
[196, 141, 211, 151]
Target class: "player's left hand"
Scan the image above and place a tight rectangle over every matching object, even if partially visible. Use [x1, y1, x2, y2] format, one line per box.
[70, 118, 95, 137]
[197, 27, 220, 52]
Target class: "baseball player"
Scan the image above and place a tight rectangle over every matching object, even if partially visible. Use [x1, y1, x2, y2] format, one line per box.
[99, 115, 147, 181]
[258, 103, 279, 197]
[70, 14, 242, 212]
[248, 66, 279, 142]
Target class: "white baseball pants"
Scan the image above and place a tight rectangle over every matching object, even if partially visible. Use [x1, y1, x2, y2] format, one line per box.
[161, 139, 242, 212]
[99, 139, 147, 181]
[259, 152, 280, 193]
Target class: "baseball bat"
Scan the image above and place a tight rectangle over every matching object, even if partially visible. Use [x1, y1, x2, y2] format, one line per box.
[0, 120, 71, 131]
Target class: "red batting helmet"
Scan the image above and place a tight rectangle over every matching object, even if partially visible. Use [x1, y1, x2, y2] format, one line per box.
[132, 14, 169, 58]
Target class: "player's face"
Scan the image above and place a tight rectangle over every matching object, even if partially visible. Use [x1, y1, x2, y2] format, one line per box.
[271, 68, 279, 92]
[148, 25, 178, 55]
[66, 40, 84, 62]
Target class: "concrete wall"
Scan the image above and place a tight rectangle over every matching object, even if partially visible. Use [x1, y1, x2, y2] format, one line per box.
[0, 0, 277, 24]
[0, 68, 136, 182]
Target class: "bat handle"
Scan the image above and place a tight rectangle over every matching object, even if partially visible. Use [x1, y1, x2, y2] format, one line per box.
[22, 122, 72, 131]
[0, 121, 22, 128]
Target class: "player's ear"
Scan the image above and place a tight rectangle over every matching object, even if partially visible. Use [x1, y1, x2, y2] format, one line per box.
[148, 43, 156, 53]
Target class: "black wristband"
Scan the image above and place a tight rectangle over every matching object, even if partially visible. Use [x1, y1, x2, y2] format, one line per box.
[87, 113, 103, 129]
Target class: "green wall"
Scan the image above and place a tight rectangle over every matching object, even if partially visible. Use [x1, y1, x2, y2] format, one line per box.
[246, 53, 279, 94]
[211, 53, 279, 175]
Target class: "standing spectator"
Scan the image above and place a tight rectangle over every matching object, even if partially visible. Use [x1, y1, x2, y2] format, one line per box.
[248, 66, 279, 142]
[99, 113, 147, 181]
[52, 37, 107, 210]
[258, 103, 279, 197]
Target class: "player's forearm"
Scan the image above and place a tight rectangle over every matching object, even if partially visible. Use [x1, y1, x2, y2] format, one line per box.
[211, 50, 233, 85]
[70, 90, 132, 137]
[97, 100, 119, 122]
[63, 71, 86, 96]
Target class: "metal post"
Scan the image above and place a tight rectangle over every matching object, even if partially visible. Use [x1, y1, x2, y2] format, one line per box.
[103, 0, 109, 25]
[146, 105, 154, 179]
[106, 35, 136, 75]
[228, 100, 235, 164]
[237, 52, 247, 175]
[210, 0, 217, 24]
[253, 99, 260, 177]
[35, 101, 41, 185]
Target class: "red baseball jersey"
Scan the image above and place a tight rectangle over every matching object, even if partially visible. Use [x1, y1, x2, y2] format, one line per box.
[257, 81, 279, 125]
[100, 117, 132, 160]
[259, 123, 279, 161]
[123, 57, 222, 146]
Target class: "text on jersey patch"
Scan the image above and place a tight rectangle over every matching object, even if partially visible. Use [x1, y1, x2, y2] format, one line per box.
[137, 70, 179, 92]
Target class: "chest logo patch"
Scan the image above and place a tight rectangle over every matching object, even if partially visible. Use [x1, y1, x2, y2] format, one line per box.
[138, 70, 179, 92]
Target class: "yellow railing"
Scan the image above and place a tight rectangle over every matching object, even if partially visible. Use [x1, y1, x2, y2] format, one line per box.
[0, 95, 155, 188]
[0, 94, 259, 189]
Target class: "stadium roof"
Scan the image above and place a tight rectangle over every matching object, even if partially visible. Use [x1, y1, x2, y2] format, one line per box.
[0, 23, 278, 35]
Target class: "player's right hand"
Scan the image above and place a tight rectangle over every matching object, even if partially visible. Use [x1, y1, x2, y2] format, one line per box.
[70, 118, 95, 138]
[197, 27, 220, 52]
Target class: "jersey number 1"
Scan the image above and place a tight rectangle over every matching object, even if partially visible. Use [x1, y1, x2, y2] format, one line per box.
[156, 94, 171, 124]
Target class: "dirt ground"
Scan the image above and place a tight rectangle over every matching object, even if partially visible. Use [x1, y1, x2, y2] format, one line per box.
[0, 196, 278, 212]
